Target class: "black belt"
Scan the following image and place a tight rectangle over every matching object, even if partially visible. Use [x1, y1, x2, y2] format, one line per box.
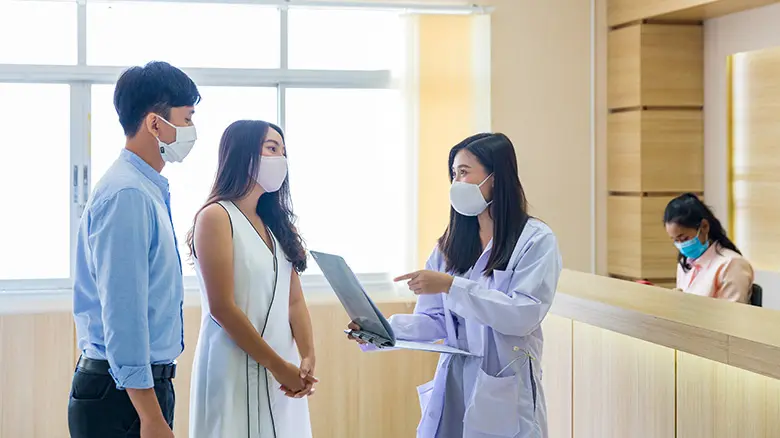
[76, 356, 177, 380]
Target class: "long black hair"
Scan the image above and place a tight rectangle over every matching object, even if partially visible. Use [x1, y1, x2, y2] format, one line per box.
[437, 133, 530, 277]
[186, 120, 307, 272]
[663, 193, 740, 272]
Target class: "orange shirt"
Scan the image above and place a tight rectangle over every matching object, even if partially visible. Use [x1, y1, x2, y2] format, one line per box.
[675, 244, 754, 303]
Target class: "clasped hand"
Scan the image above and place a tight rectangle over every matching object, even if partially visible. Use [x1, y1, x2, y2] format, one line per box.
[274, 357, 318, 398]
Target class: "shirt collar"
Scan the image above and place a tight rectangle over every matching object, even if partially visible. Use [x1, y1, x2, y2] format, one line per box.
[120, 149, 169, 194]
[690, 242, 718, 268]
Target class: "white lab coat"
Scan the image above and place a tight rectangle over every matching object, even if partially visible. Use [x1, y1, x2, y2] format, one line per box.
[389, 218, 561, 438]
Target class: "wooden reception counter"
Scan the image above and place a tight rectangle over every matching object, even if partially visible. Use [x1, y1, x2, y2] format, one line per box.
[1, 269, 779, 437]
[544, 270, 780, 438]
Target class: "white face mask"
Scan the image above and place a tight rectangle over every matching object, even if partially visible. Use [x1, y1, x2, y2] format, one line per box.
[449, 174, 493, 216]
[155, 115, 197, 163]
[255, 156, 288, 193]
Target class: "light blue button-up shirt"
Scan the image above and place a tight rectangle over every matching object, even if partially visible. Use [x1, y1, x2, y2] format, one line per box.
[73, 149, 184, 390]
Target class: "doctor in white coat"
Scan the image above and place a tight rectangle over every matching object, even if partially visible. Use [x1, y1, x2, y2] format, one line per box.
[350, 132, 561, 438]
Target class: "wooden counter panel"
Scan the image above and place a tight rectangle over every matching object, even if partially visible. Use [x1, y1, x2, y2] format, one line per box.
[677, 351, 780, 437]
[572, 322, 675, 438]
[554, 270, 780, 379]
[541, 314, 573, 438]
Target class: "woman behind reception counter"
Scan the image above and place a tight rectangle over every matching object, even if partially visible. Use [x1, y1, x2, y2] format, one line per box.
[664, 193, 754, 303]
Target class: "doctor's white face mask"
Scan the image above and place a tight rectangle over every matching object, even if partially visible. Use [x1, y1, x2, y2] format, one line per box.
[255, 156, 288, 193]
[155, 115, 197, 163]
[449, 174, 493, 216]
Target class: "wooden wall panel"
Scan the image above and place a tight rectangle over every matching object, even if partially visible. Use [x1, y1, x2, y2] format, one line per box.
[640, 196, 679, 279]
[640, 110, 703, 191]
[607, 0, 780, 26]
[572, 322, 676, 438]
[606, 19, 702, 283]
[608, 110, 703, 192]
[656, 0, 780, 21]
[607, 195, 642, 276]
[731, 47, 780, 271]
[607, 0, 707, 26]
[608, 195, 678, 279]
[640, 24, 704, 107]
[541, 314, 573, 438]
[677, 351, 780, 437]
[0, 312, 74, 438]
[608, 24, 703, 109]
[608, 25, 641, 109]
[607, 111, 642, 191]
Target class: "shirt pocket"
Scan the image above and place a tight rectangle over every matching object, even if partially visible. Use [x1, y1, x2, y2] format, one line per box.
[491, 268, 514, 291]
[464, 361, 537, 436]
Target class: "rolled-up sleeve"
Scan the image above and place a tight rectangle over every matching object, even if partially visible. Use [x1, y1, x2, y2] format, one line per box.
[88, 189, 153, 389]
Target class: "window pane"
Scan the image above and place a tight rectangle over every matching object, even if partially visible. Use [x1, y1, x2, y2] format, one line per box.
[87, 2, 280, 68]
[0, 84, 70, 280]
[0, 1, 76, 65]
[91, 85, 278, 275]
[286, 88, 406, 275]
[288, 9, 403, 71]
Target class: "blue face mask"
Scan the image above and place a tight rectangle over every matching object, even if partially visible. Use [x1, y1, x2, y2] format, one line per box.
[674, 230, 710, 260]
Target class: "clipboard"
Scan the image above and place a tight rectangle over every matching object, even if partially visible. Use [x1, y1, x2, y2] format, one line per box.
[310, 250, 479, 357]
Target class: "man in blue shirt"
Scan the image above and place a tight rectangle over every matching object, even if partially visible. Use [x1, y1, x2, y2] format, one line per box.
[68, 61, 200, 438]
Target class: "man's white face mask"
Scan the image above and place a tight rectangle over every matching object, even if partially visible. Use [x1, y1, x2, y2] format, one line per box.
[154, 115, 197, 163]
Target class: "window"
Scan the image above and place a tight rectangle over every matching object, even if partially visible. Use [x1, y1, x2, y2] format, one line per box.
[0, 0, 420, 294]
[91, 85, 278, 274]
[286, 88, 407, 275]
[288, 8, 403, 71]
[87, 2, 280, 69]
[0, 1, 77, 65]
[0, 84, 70, 280]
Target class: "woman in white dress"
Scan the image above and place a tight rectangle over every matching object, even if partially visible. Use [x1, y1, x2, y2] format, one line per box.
[186, 120, 316, 438]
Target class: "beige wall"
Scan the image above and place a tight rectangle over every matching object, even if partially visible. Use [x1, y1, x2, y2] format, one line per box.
[482, 0, 597, 272]
[704, 2, 780, 229]
[410, 0, 600, 273]
[416, 15, 477, 267]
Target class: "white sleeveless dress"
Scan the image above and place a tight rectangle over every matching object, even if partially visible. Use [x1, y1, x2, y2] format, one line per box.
[189, 201, 312, 438]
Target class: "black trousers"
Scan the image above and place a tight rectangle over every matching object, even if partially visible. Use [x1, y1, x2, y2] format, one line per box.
[68, 369, 175, 438]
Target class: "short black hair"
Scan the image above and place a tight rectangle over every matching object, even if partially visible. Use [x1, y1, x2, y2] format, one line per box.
[113, 61, 201, 137]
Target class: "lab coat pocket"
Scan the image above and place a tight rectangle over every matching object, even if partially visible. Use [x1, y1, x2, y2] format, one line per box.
[491, 269, 513, 291]
[463, 368, 525, 436]
[417, 379, 435, 416]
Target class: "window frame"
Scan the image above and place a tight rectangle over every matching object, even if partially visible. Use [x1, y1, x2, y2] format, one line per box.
[0, 0, 416, 297]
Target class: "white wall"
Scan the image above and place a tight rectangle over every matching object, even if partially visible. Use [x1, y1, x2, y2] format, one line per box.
[704, 3, 780, 226]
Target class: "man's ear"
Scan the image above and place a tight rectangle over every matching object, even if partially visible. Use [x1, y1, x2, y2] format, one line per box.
[145, 113, 160, 138]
